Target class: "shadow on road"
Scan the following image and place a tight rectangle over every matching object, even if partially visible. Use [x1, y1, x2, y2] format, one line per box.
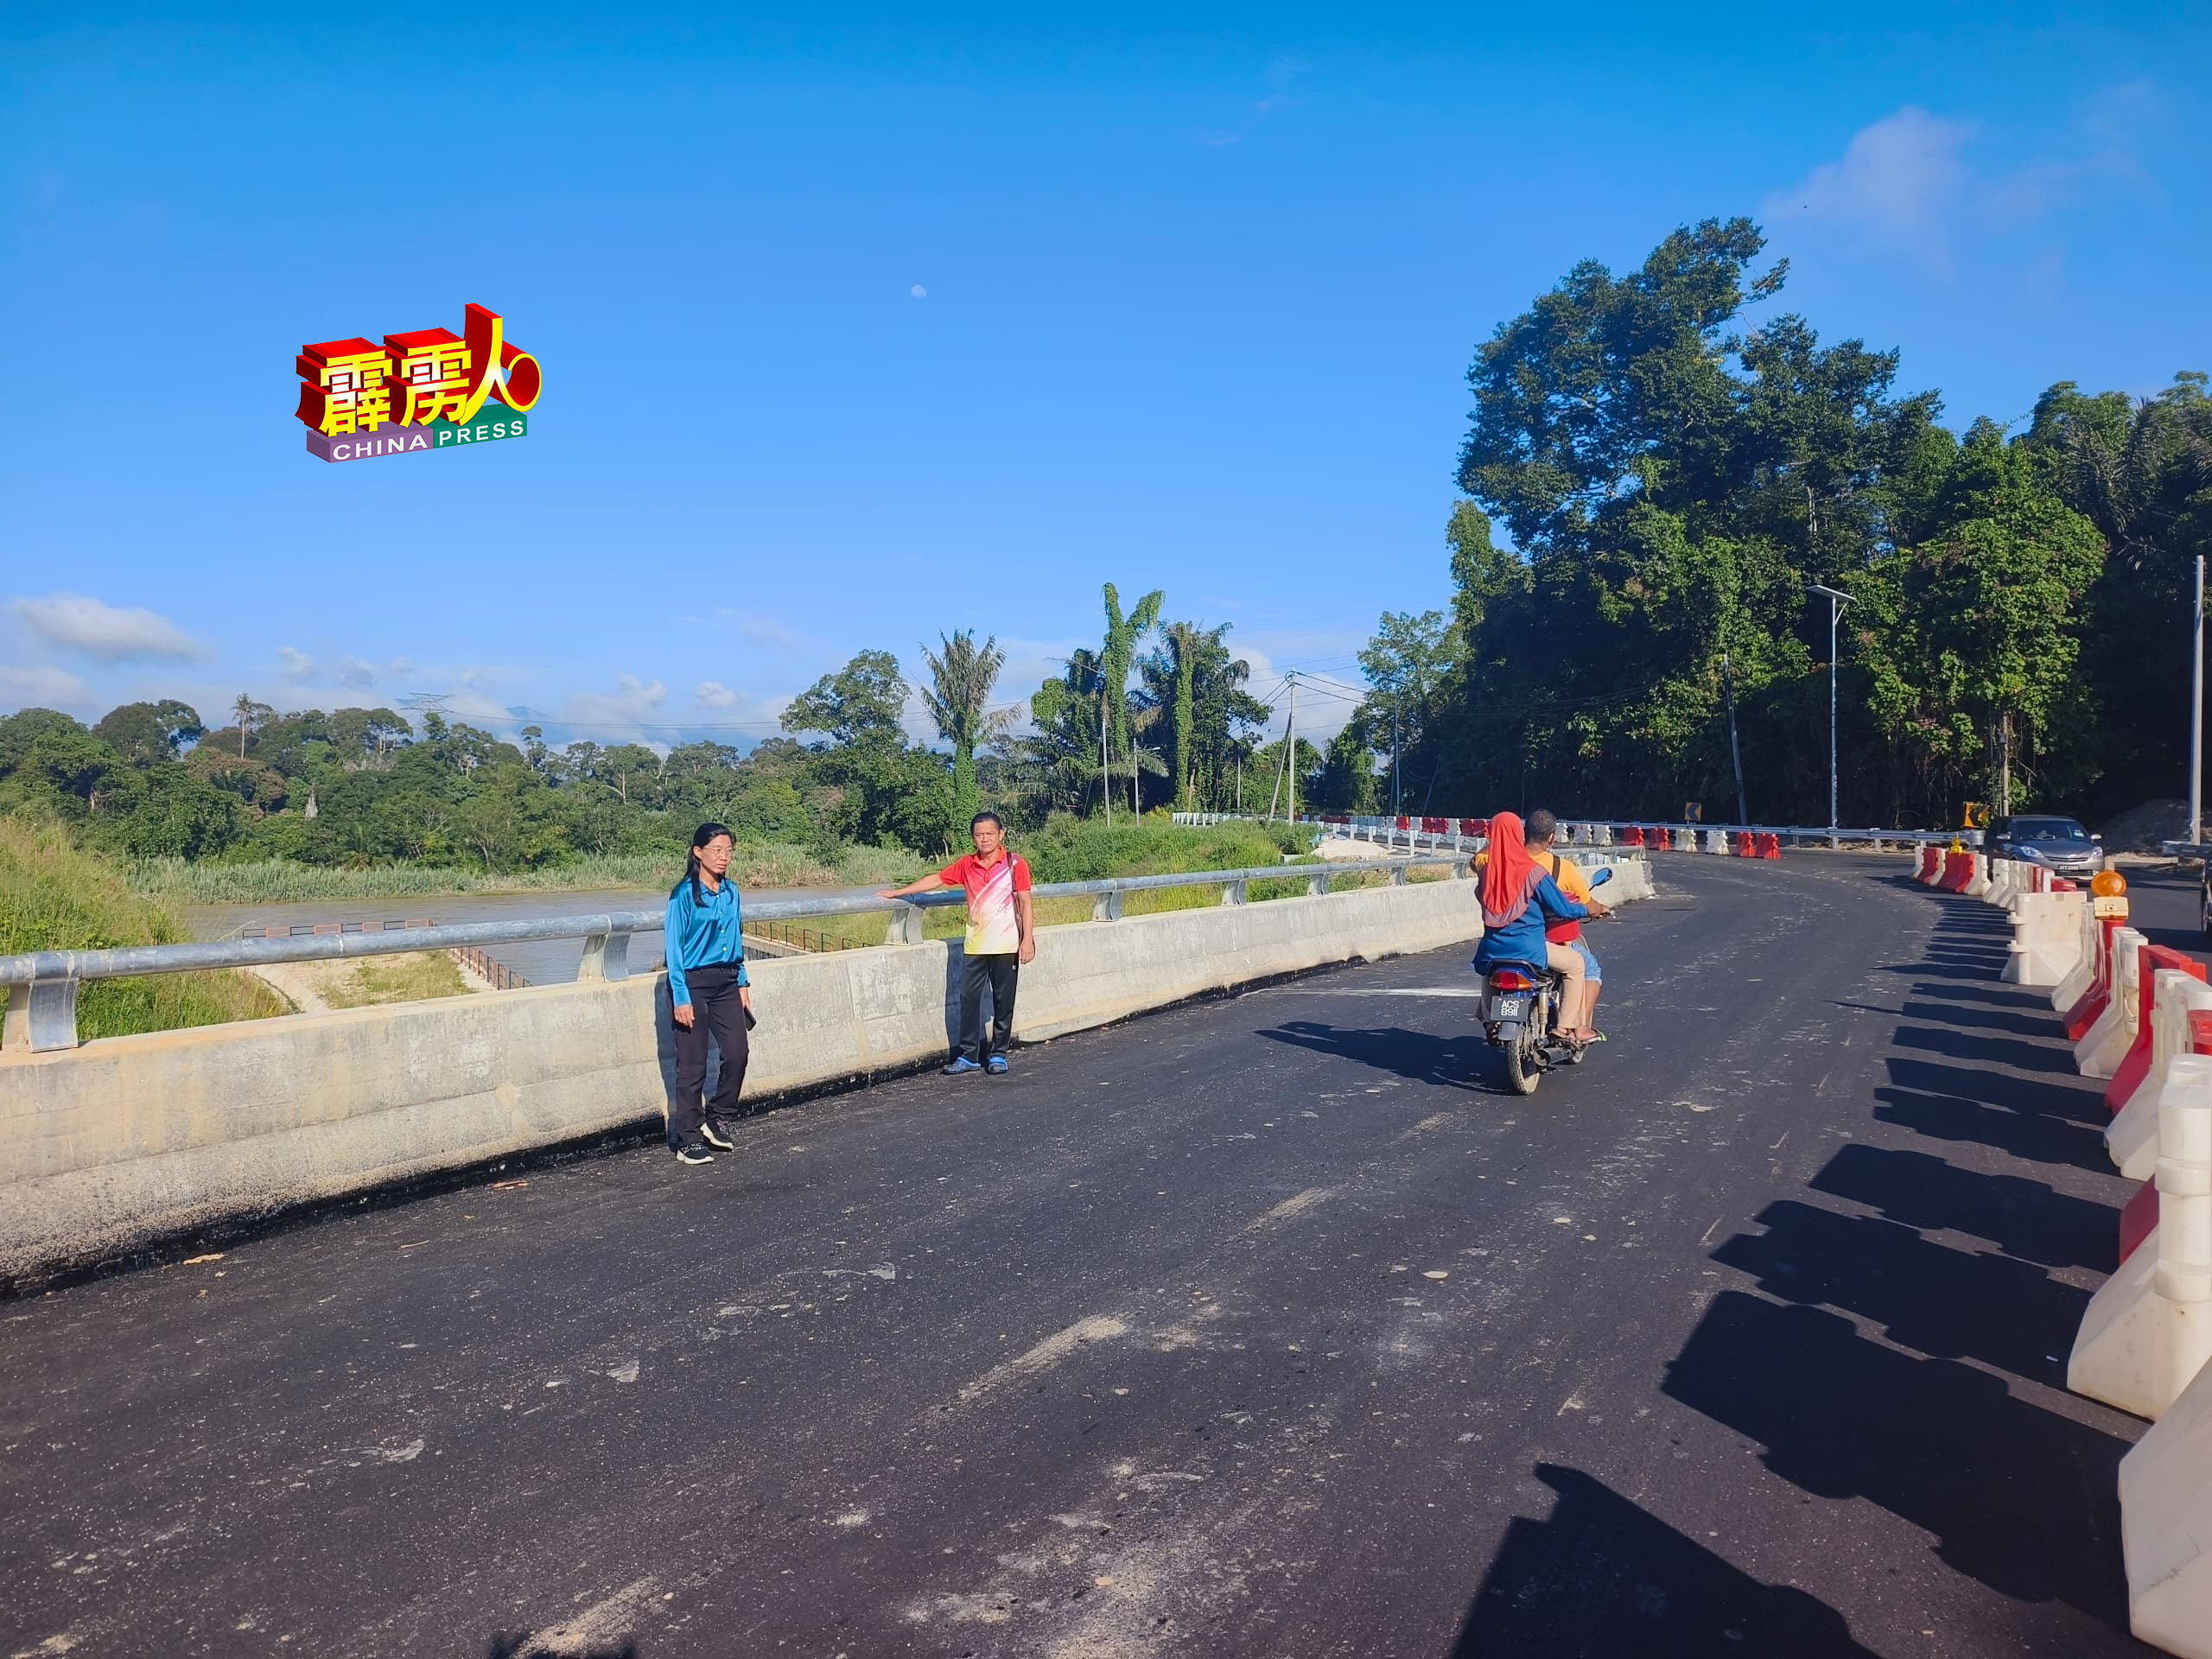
[1808, 1141, 2115, 1271]
[1448, 1463, 1876, 1657]
[1663, 1292, 2130, 1624]
[486, 1638, 637, 1659]
[1255, 1020, 1485, 1091]
[1650, 869, 2139, 1646]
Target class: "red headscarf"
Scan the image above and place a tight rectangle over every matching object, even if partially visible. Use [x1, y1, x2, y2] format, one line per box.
[1479, 810, 1539, 926]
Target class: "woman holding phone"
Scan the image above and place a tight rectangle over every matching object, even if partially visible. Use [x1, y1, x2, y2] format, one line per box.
[664, 822, 752, 1166]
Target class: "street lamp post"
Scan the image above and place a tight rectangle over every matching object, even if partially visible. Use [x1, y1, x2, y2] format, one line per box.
[1808, 584, 1853, 849]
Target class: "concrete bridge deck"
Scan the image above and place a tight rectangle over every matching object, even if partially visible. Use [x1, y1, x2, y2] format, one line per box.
[0, 856, 2159, 1656]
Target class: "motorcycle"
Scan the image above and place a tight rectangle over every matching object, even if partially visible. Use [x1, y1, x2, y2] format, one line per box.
[1478, 865, 1611, 1095]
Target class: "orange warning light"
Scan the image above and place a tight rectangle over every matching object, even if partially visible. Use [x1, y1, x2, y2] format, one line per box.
[2091, 869, 2128, 898]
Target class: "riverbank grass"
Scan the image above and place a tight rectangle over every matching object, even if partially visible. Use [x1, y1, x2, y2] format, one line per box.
[1, 813, 285, 1039]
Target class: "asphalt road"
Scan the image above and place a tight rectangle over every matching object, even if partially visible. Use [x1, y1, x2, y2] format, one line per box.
[0, 854, 2155, 1658]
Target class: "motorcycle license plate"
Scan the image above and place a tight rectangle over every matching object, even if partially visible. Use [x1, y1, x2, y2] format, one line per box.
[1494, 995, 1526, 1017]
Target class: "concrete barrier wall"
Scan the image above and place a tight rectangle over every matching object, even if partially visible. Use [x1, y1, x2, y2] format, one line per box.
[0, 862, 1644, 1281]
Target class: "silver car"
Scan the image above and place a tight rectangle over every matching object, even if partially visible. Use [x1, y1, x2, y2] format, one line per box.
[1985, 815, 2103, 880]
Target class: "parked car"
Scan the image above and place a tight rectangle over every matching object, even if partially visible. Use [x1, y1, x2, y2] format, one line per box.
[1984, 815, 2104, 880]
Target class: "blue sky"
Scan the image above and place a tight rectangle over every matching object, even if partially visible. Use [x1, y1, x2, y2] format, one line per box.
[3, 3, 2205, 747]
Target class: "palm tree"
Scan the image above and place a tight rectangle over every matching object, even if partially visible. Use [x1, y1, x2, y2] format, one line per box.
[232, 693, 256, 758]
[920, 630, 1009, 834]
[1098, 583, 1164, 814]
[1160, 621, 1204, 809]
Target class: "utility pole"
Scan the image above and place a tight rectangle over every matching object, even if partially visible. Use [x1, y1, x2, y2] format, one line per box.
[2194, 555, 2205, 844]
[1096, 672, 1111, 829]
[1391, 699, 1402, 818]
[1721, 651, 1748, 826]
[1287, 677, 1299, 823]
[1264, 677, 1296, 821]
[1808, 585, 1853, 846]
[1999, 712, 2012, 817]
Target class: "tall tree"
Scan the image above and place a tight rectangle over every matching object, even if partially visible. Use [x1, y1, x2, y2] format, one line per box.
[919, 629, 1008, 838]
[1098, 583, 1164, 811]
[1160, 622, 1203, 808]
[781, 650, 910, 748]
[1853, 429, 2107, 818]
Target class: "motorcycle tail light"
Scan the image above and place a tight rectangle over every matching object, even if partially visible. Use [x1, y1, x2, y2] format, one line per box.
[1490, 970, 1532, 991]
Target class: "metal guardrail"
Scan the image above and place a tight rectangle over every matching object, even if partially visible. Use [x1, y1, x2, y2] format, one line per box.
[1176, 810, 1970, 852]
[0, 855, 1517, 1053]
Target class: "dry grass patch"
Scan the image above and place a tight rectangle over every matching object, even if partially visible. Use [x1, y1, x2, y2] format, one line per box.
[308, 951, 472, 1009]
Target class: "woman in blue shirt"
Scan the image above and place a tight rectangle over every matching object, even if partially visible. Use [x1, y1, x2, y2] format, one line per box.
[664, 822, 751, 1166]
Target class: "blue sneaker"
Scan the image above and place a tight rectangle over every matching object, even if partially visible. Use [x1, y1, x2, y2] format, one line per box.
[942, 1056, 984, 1076]
[984, 1054, 1009, 1076]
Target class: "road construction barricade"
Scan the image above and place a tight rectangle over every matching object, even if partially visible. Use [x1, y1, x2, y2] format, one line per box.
[2006, 888, 2088, 989]
[1621, 825, 1643, 848]
[1757, 833, 1780, 860]
[1918, 846, 1943, 884]
[1733, 830, 1755, 857]
[1677, 827, 1699, 851]
[1963, 853, 1992, 897]
[2079, 927, 2151, 1080]
[2063, 917, 2126, 1038]
[2109, 965, 2212, 1177]
[1701, 828, 1726, 854]
[2118, 1350, 2212, 1656]
[2069, 1053, 2212, 1424]
[1649, 827, 1669, 851]
[1938, 851, 1974, 893]
[2120, 1014, 2212, 1241]
[2107, 947, 2212, 1120]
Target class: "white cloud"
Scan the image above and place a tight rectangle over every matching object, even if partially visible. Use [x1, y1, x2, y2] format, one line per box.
[563, 674, 671, 730]
[11, 593, 204, 661]
[1760, 107, 1975, 264]
[1764, 87, 2164, 271]
[335, 656, 378, 688]
[0, 663, 92, 709]
[693, 680, 739, 709]
[388, 656, 417, 674]
[277, 645, 315, 681]
[716, 608, 804, 649]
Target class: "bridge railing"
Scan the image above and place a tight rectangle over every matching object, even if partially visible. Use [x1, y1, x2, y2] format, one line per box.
[1173, 810, 1967, 852]
[0, 855, 1494, 1054]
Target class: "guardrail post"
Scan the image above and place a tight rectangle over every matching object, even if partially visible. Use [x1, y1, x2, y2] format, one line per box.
[1306, 872, 1329, 897]
[1391, 864, 1410, 887]
[577, 927, 632, 982]
[1452, 858, 1473, 880]
[1223, 879, 1249, 906]
[1092, 888, 1125, 921]
[10, 970, 81, 1052]
[886, 905, 926, 946]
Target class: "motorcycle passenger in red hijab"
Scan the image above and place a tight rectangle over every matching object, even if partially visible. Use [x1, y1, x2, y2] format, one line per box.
[1471, 811, 1596, 1042]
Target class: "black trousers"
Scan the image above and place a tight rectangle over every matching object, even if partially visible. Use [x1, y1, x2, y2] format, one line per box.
[958, 952, 1019, 1062]
[671, 963, 749, 1146]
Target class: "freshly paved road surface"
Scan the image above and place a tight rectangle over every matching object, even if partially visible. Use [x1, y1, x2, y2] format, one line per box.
[1, 855, 2156, 1657]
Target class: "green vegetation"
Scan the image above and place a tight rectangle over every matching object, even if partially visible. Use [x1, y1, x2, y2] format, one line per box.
[1301, 216, 2211, 827]
[316, 953, 469, 1009]
[127, 843, 923, 906]
[1021, 813, 1311, 882]
[0, 814, 284, 1039]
